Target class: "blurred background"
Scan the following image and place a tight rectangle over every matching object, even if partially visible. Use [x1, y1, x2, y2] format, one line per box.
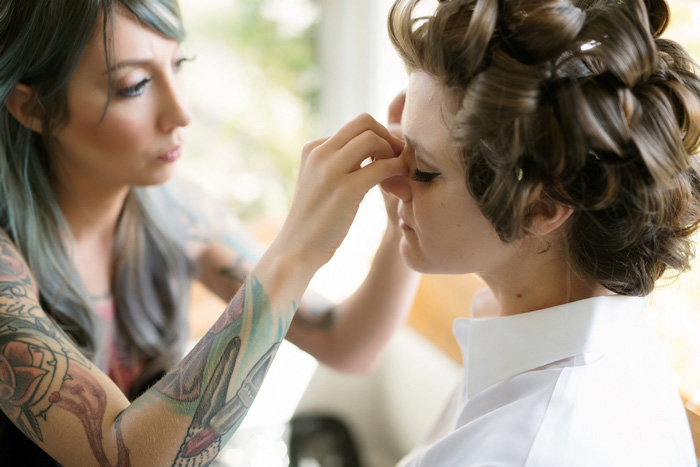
[177, 0, 700, 464]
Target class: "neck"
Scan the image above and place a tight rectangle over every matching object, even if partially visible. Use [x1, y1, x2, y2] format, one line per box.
[53, 177, 129, 244]
[53, 176, 130, 296]
[477, 237, 613, 317]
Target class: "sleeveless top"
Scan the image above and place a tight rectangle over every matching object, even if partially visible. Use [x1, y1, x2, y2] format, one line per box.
[0, 300, 145, 467]
[94, 299, 144, 396]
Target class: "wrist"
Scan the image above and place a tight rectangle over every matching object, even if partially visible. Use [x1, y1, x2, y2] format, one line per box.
[262, 235, 320, 289]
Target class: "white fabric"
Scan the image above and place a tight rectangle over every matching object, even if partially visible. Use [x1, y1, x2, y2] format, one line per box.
[398, 295, 696, 466]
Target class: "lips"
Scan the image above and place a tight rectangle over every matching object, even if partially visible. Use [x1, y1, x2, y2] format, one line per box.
[399, 218, 414, 232]
[158, 146, 182, 162]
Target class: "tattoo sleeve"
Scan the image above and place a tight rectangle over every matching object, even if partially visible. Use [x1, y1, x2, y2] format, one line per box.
[153, 274, 292, 466]
[0, 233, 130, 466]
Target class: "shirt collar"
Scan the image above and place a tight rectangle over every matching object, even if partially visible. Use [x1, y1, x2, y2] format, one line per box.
[453, 295, 647, 398]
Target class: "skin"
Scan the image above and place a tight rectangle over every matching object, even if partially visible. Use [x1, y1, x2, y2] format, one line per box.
[0, 7, 418, 466]
[381, 72, 611, 317]
[49, 11, 191, 298]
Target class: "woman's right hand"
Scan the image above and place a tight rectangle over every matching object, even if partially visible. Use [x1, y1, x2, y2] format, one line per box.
[270, 113, 407, 275]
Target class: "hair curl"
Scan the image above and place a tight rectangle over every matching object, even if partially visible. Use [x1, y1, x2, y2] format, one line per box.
[389, 0, 700, 296]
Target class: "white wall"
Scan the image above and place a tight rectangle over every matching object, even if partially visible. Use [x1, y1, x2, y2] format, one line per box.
[318, 0, 408, 133]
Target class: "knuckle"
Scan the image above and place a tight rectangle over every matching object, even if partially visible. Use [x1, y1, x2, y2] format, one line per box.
[302, 141, 315, 155]
[355, 112, 374, 125]
[358, 130, 376, 144]
[335, 182, 356, 200]
[302, 138, 326, 157]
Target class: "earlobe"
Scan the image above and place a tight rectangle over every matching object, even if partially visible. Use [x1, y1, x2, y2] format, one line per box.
[530, 197, 574, 235]
[4, 83, 43, 134]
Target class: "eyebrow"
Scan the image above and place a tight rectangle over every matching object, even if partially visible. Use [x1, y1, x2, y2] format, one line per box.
[103, 59, 153, 75]
[404, 135, 438, 166]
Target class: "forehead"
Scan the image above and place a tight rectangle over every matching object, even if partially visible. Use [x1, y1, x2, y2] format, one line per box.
[74, 9, 177, 73]
[403, 72, 458, 160]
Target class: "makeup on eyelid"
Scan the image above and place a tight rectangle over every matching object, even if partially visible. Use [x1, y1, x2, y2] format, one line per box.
[50, 11, 192, 190]
[412, 169, 440, 182]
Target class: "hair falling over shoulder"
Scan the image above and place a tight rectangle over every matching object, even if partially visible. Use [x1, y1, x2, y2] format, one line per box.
[0, 0, 190, 400]
[389, 0, 700, 296]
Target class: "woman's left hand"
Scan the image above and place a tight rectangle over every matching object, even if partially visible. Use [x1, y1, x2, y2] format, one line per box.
[383, 91, 407, 231]
[270, 113, 407, 276]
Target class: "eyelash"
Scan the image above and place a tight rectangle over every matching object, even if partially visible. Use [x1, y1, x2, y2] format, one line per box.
[173, 56, 194, 72]
[412, 169, 440, 183]
[117, 56, 194, 98]
[119, 78, 152, 98]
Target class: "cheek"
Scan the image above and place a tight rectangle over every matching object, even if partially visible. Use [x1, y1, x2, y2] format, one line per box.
[69, 106, 151, 155]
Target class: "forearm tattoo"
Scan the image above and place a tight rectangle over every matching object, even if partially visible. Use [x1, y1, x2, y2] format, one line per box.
[155, 275, 291, 467]
[1, 231, 292, 466]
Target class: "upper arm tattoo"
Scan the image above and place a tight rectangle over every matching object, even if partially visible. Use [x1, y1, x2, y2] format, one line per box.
[0, 233, 130, 466]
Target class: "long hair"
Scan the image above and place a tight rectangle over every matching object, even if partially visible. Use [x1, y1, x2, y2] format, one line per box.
[0, 0, 191, 398]
[389, 0, 700, 296]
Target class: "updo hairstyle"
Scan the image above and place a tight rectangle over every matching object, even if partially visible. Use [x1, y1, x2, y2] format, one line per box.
[389, 0, 700, 295]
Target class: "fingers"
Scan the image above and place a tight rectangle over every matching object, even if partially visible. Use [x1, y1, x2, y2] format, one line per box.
[336, 129, 397, 172]
[325, 113, 403, 156]
[299, 113, 405, 196]
[300, 137, 328, 173]
[350, 156, 408, 195]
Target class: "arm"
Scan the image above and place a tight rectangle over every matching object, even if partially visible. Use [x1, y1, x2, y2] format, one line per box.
[285, 91, 421, 373]
[0, 114, 405, 466]
[285, 223, 421, 373]
[191, 94, 420, 373]
[188, 189, 419, 374]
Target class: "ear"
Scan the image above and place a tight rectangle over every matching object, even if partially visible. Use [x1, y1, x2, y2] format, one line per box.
[529, 196, 574, 235]
[4, 83, 43, 134]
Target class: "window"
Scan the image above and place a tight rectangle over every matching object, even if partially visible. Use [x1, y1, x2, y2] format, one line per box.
[181, 0, 700, 409]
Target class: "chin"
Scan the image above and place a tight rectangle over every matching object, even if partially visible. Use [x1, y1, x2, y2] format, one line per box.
[135, 166, 177, 187]
[400, 242, 439, 274]
[400, 240, 472, 275]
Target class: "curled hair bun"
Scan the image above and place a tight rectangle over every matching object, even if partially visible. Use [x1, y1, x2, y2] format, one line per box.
[501, 0, 586, 65]
[390, 0, 700, 295]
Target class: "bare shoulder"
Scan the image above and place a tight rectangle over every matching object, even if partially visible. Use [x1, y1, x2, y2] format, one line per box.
[150, 175, 263, 262]
[148, 176, 228, 245]
[0, 227, 77, 348]
[0, 229, 127, 464]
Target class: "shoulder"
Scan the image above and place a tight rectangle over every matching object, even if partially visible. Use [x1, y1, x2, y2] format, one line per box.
[0, 226, 39, 299]
[143, 176, 224, 257]
[144, 176, 211, 232]
[148, 175, 262, 264]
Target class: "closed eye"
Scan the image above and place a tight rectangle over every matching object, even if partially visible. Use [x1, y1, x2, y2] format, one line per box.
[118, 78, 152, 98]
[412, 169, 440, 183]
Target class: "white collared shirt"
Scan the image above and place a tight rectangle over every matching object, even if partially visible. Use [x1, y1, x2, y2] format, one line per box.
[398, 295, 696, 466]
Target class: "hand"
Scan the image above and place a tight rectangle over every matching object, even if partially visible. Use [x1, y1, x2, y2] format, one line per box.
[382, 91, 407, 231]
[273, 113, 407, 272]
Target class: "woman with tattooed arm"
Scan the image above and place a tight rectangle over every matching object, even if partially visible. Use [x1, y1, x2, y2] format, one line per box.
[0, 0, 418, 465]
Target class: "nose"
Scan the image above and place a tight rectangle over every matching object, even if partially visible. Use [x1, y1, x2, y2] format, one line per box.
[157, 76, 192, 133]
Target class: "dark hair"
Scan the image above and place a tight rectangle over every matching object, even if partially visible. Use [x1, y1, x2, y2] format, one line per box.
[0, 2, 191, 461]
[389, 0, 700, 296]
[0, 0, 190, 396]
